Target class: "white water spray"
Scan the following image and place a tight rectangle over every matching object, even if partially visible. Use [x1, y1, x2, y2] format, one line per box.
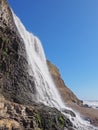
[12, 12, 65, 110]
[12, 12, 97, 130]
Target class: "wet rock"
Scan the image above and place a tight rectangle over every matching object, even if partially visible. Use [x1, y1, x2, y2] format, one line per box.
[0, 100, 74, 130]
[83, 104, 91, 108]
[62, 109, 76, 117]
[0, 0, 37, 105]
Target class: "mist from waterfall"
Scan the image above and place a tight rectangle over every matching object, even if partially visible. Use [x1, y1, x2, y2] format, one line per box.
[12, 11, 97, 130]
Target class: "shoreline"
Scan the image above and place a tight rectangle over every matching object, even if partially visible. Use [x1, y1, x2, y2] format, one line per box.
[67, 102, 98, 127]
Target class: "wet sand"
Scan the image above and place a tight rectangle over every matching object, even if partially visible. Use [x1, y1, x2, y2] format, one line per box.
[67, 103, 98, 127]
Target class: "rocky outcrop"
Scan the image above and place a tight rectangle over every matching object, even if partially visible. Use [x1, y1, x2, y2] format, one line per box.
[0, 98, 74, 130]
[47, 60, 83, 105]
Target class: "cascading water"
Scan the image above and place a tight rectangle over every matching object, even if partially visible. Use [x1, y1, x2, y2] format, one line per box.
[12, 11, 97, 130]
[12, 14, 65, 110]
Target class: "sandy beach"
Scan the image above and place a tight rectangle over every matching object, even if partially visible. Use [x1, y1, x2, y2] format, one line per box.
[67, 103, 98, 127]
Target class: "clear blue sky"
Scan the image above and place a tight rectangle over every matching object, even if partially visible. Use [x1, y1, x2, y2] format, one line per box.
[8, 0, 98, 100]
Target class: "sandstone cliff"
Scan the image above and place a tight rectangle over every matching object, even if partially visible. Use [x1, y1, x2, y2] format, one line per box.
[47, 60, 82, 105]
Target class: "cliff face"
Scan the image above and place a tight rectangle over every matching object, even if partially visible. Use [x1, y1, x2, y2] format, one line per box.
[0, 0, 98, 129]
[0, 0, 74, 130]
[47, 60, 82, 105]
[0, 0, 82, 107]
[0, 0, 37, 105]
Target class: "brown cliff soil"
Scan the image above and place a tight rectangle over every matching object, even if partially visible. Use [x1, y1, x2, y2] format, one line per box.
[47, 60, 82, 105]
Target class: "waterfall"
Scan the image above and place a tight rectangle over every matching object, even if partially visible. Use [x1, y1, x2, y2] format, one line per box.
[12, 12, 97, 130]
[12, 12, 65, 110]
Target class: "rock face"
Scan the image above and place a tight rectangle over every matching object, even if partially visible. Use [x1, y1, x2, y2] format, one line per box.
[1, 0, 98, 129]
[0, 0, 36, 105]
[47, 60, 83, 105]
[0, 98, 74, 130]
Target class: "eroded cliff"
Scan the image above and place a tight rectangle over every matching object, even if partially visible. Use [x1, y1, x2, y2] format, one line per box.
[47, 60, 82, 105]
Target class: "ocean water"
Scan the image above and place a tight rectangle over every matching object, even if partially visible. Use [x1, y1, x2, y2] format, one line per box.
[83, 100, 98, 109]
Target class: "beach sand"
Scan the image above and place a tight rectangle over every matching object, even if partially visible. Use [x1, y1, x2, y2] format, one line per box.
[67, 103, 98, 127]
